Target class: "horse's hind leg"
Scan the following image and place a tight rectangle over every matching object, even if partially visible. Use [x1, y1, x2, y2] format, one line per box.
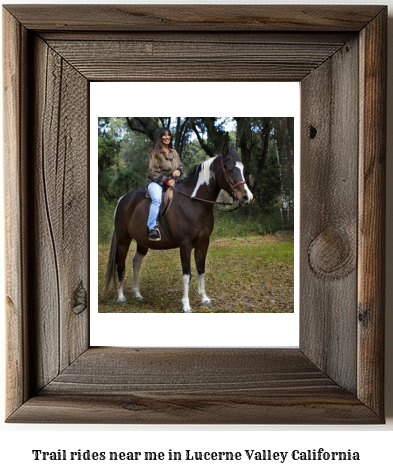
[195, 238, 213, 306]
[132, 244, 148, 301]
[116, 240, 132, 303]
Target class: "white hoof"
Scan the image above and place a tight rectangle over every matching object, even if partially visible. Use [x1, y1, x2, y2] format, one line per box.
[117, 297, 127, 304]
[182, 308, 193, 313]
[134, 295, 144, 301]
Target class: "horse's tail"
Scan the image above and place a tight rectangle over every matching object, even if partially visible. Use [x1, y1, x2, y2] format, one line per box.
[102, 230, 119, 300]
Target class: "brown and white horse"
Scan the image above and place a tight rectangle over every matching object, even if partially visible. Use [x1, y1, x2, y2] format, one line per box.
[102, 144, 253, 312]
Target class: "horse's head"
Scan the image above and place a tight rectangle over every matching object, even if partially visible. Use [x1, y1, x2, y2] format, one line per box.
[220, 144, 254, 206]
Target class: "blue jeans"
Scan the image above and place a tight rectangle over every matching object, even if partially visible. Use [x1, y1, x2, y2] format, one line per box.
[147, 182, 162, 230]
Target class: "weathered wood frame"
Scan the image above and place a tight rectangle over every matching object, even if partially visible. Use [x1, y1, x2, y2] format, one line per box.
[3, 5, 386, 423]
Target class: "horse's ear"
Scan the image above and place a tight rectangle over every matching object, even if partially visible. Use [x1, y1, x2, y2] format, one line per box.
[222, 143, 229, 158]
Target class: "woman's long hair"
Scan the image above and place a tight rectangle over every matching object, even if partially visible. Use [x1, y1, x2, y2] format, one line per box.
[151, 127, 173, 154]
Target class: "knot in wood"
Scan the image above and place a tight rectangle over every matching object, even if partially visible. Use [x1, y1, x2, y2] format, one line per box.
[309, 125, 317, 139]
[73, 281, 87, 315]
[358, 307, 370, 327]
[308, 228, 355, 279]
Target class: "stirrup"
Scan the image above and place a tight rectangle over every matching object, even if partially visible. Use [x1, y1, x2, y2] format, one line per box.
[148, 226, 161, 241]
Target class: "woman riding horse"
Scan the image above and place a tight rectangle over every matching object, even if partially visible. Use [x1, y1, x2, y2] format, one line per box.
[103, 143, 253, 312]
[146, 128, 183, 241]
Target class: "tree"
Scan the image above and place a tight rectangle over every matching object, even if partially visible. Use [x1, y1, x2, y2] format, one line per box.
[115, 132, 152, 193]
[273, 117, 294, 229]
[125, 117, 194, 161]
[234, 117, 272, 197]
[125, 117, 160, 142]
[98, 117, 121, 201]
[98, 117, 291, 216]
[189, 118, 230, 156]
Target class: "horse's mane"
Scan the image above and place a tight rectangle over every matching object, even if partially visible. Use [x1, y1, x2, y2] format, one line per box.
[182, 146, 238, 183]
[187, 163, 202, 179]
[183, 155, 218, 183]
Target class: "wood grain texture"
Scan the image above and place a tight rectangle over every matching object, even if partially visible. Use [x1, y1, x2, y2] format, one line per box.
[44, 348, 340, 396]
[358, 9, 387, 416]
[300, 36, 359, 394]
[7, 348, 379, 424]
[3, 5, 384, 32]
[32, 36, 90, 382]
[9, 392, 378, 425]
[3, 5, 386, 424]
[40, 31, 354, 43]
[46, 34, 349, 82]
[3, 8, 30, 417]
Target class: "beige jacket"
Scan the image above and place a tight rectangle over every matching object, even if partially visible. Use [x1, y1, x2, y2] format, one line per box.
[147, 148, 183, 187]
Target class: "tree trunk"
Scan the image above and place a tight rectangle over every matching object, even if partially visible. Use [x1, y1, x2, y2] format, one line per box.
[274, 117, 294, 230]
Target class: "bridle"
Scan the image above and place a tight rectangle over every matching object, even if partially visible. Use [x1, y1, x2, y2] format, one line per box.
[171, 154, 246, 207]
[220, 155, 246, 198]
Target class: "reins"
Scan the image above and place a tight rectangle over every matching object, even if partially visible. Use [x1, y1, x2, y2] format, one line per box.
[170, 154, 246, 210]
[171, 186, 234, 206]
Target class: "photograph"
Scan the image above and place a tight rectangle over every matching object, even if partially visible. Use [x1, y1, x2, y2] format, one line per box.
[98, 117, 295, 314]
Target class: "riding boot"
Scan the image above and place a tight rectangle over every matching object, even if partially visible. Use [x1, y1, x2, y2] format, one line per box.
[148, 226, 161, 241]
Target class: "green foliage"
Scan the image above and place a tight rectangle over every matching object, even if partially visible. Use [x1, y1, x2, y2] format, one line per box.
[97, 117, 294, 241]
[98, 118, 122, 201]
[189, 117, 230, 156]
[114, 133, 151, 193]
[212, 203, 282, 240]
[98, 198, 116, 245]
[233, 117, 281, 207]
[255, 140, 281, 207]
[98, 197, 282, 245]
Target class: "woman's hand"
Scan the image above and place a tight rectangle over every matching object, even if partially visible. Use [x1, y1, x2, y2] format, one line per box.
[166, 169, 180, 187]
[165, 177, 175, 188]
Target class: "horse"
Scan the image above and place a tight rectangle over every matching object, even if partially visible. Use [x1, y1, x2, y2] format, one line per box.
[102, 144, 254, 312]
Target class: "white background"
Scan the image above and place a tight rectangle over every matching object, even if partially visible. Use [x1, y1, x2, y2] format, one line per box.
[1, 0, 392, 472]
[90, 82, 300, 347]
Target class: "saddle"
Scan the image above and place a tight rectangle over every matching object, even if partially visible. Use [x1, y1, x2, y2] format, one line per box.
[146, 186, 174, 217]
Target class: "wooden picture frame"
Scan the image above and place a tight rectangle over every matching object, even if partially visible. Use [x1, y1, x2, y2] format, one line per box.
[3, 5, 386, 424]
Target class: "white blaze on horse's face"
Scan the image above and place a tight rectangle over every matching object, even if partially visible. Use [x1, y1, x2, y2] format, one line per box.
[191, 157, 215, 198]
[234, 162, 253, 204]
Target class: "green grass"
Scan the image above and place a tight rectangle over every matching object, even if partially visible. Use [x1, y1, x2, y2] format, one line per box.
[98, 200, 292, 313]
[98, 235, 294, 314]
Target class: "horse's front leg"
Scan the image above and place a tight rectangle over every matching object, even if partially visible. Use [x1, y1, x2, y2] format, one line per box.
[195, 238, 213, 306]
[180, 240, 193, 313]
